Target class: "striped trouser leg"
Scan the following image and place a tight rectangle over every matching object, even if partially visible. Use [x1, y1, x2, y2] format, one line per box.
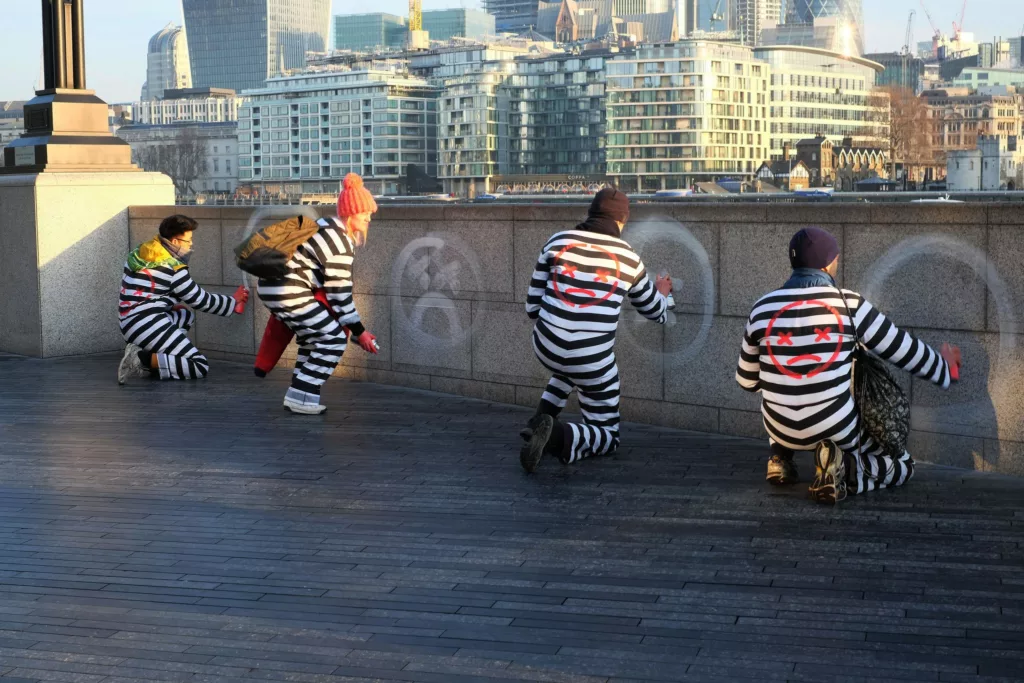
[834, 428, 915, 496]
[538, 374, 574, 417]
[565, 363, 622, 463]
[762, 395, 914, 495]
[260, 294, 346, 406]
[122, 311, 209, 380]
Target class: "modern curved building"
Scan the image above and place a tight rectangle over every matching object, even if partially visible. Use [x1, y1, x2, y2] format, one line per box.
[182, 0, 330, 93]
[140, 24, 192, 101]
[784, 0, 863, 56]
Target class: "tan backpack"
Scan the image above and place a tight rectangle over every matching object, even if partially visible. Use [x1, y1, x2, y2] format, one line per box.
[234, 216, 321, 279]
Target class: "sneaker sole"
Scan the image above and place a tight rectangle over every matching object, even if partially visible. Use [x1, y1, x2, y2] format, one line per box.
[520, 415, 553, 474]
[117, 346, 138, 385]
[809, 442, 847, 504]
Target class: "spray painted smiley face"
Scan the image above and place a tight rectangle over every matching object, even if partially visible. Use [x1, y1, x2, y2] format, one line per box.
[764, 299, 846, 379]
[551, 242, 622, 309]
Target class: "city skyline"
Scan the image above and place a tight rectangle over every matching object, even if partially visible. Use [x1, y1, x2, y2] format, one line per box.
[0, 0, 1019, 102]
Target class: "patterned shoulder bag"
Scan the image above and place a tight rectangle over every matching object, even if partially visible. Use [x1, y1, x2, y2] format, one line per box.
[835, 288, 911, 459]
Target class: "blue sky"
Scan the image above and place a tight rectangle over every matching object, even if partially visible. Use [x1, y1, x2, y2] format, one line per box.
[0, 0, 1018, 102]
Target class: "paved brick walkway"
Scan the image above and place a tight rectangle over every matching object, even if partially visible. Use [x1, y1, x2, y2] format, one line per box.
[0, 354, 1022, 682]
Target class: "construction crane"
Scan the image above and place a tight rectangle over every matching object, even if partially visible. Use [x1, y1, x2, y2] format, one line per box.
[409, 0, 422, 32]
[918, 0, 941, 56]
[951, 0, 967, 39]
[707, 0, 725, 31]
[901, 10, 915, 55]
[901, 11, 915, 91]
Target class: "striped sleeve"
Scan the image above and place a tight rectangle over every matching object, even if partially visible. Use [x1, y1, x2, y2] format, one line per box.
[525, 245, 550, 320]
[169, 268, 235, 316]
[735, 310, 762, 392]
[320, 231, 362, 330]
[627, 263, 667, 323]
[849, 292, 951, 389]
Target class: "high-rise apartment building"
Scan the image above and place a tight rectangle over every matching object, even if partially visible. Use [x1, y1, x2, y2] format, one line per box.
[422, 9, 497, 42]
[784, 0, 863, 56]
[334, 13, 407, 52]
[756, 46, 885, 157]
[481, 0, 541, 35]
[502, 52, 610, 177]
[182, 0, 331, 93]
[437, 63, 515, 196]
[605, 40, 771, 191]
[141, 24, 192, 101]
[237, 67, 440, 195]
[736, 0, 782, 47]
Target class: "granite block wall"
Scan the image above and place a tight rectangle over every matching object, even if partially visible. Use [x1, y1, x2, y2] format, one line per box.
[128, 202, 1024, 475]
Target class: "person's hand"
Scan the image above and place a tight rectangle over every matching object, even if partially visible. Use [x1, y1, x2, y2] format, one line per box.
[655, 274, 672, 296]
[941, 343, 962, 380]
[356, 330, 378, 354]
[171, 304, 190, 312]
[232, 285, 250, 314]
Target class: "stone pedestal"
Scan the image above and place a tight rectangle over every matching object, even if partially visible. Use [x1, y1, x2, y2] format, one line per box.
[0, 172, 174, 357]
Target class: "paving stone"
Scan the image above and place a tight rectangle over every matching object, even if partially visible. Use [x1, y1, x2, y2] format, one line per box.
[0, 354, 1019, 681]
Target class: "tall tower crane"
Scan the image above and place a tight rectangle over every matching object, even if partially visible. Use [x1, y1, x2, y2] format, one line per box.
[918, 0, 941, 56]
[409, 0, 422, 32]
[951, 0, 967, 39]
[901, 11, 915, 91]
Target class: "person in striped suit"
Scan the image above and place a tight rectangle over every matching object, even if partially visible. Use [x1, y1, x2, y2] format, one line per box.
[736, 227, 962, 504]
[117, 214, 249, 384]
[255, 174, 380, 415]
[520, 188, 672, 473]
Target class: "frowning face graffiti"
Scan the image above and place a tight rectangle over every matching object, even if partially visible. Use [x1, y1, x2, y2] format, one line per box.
[764, 299, 846, 379]
[551, 242, 622, 308]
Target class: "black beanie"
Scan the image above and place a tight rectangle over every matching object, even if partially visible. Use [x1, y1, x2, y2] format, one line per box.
[589, 187, 630, 223]
[789, 227, 839, 269]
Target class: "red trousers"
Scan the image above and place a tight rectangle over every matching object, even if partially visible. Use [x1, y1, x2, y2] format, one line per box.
[254, 289, 347, 376]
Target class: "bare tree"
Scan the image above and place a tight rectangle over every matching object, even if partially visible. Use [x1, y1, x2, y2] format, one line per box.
[871, 86, 934, 187]
[133, 126, 207, 198]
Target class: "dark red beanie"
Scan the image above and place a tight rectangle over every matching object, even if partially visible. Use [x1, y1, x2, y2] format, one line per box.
[589, 187, 630, 223]
[789, 227, 839, 269]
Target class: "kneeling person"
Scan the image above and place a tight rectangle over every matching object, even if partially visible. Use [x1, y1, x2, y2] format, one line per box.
[736, 227, 961, 504]
[520, 187, 672, 472]
[118, 214, 248, 383]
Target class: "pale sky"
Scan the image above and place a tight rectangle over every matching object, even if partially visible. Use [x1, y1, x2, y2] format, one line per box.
[0, 0, 1019, 103]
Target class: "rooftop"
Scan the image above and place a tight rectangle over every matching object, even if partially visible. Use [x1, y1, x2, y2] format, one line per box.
[0, 353, 1022, 681]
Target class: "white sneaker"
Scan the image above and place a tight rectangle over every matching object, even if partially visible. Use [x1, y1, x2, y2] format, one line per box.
[117, 344, 149, 385]
[283, 397, 327, 415]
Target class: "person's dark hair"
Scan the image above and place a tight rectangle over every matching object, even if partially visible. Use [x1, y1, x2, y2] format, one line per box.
[159, 214, 198, 240]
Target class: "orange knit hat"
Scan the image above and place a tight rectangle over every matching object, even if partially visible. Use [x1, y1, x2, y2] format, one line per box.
[337, 173, 378, 218]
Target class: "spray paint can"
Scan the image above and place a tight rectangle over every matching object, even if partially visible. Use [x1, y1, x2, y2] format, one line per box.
[665, 291, 676, 310]
[371, 339, 380, 353]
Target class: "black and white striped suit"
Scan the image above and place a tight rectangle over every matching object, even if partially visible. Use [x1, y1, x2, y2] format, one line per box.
[736, 286, 951, 494]
[119, 246, 236, 380]
[256, 217, 363, 407]
[527, 227, 667, 463]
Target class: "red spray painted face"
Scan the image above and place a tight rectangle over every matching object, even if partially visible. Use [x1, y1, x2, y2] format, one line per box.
[764, 299, 846, 379]
[551, 242, 622, 309]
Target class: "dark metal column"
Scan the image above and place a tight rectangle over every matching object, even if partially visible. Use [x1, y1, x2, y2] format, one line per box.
[51, 0, 67, 89]
[41, 0, 55, 90]
[70, 0, 86, 89]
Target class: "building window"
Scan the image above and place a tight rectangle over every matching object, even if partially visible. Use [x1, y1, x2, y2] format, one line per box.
[213, 146, 218, 153]
[214, 159, 220, 172]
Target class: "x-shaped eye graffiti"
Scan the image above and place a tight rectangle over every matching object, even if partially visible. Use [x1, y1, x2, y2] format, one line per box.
[776, 331, 794, 346]
[594, 269, 613, 283]
[560, 264, 578, 278]
[814, 327, 832, 342]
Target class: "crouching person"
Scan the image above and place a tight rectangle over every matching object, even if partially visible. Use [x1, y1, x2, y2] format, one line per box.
[736, 227, 961, 504]
[255, 173, 379, 415]
[519, 187, 673, 472]
[118, 214, 249, 384]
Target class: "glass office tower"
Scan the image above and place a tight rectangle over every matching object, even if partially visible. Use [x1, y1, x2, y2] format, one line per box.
[183, 0, 331, 93]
